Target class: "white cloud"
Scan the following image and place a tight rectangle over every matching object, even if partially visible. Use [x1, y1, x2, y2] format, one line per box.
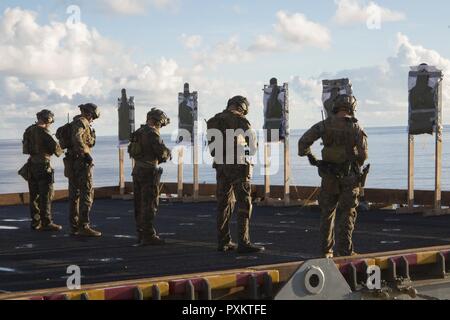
[187, 10, 330, 66]
[99, 0, 147, 15]
[0, 7, 185, 138]
[0, 7, 124, 83]
[290, 33, 450, 128]
[97, 0, 179, 15]
[192, 36, 253, 69]
[248, 35, 279, 53]
[333, 0, 406, 26]
[180, 34, 203, 50]
[275, 11, 331, 49]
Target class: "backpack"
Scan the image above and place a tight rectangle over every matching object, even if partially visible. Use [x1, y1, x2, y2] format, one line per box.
[128, 129, 143, 159]
[56, 123, 73, 149]
[22, 126, 33, 155]
[206, 113, 227, 158]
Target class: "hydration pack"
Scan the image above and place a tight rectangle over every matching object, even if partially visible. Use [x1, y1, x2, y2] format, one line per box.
[22, 126, 33, 155]
[206, 113, 227, 158]
[56, 123, 73, 149]
[128, 129, 143, 159]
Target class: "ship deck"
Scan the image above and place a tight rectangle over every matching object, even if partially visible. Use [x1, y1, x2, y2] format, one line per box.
[1, 199, 450, 293]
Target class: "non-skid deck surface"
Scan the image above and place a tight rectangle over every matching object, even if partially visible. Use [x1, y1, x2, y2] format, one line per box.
[1, 200, 450, 293]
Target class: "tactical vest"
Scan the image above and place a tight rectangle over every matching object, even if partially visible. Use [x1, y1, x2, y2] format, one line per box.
[23, 125, 58, 162]
[132, 126, 170, 166]
[321, 117, 358, 165]
[70, 116, 96, 153]
[207, 110, 254, 165]
[22, 125, 35, 155]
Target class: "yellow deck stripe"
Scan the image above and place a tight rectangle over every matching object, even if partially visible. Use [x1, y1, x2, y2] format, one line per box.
[68, 289, 105, 300]
[204, 274, 237, 290]
[335, 259, 376, 270]
[416, 251, 438, 265]
[266, 270, 280, 283]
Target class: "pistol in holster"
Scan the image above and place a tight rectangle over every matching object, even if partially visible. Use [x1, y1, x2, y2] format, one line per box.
[151, 166, 164, 189]
[63, 156, 74, 179]
[359, 164, 371, 188]
[46, 165, 55, 184]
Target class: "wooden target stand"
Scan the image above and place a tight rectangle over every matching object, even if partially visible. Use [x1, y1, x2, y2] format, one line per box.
[397, 67, 447, 216]
[396, 127, 449, 216]
[258, 82, 308, 207]
[113, 89, 135, 200]
[113, 146, 135, 200]
[173, 91, 213, 203]
[174, 128, 212, 203]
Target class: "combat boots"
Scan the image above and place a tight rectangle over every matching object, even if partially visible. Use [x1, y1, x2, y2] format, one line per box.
[41, 223, 63, 232]
[77, 225, 102, 237]
[237, 243, 265, 254]
[70, 227, 79, 236]
[218, 241, 238, 252]
[31, 223, 42, 231]
[140, 235, 165, 246]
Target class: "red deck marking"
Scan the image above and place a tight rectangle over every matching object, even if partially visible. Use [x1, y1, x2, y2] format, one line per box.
[390, 254, 418, 266]
[44, 294, 67, 300]
[104, 286, 136, 300]
[169, 278, 205, 295]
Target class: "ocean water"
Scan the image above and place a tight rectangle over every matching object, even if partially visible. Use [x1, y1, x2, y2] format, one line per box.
[1, 126, 450, 194]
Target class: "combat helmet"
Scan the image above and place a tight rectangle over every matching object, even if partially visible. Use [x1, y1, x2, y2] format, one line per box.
[227, 95, 250, 116]
[332, 94, 357, 115]
[147, 108, 170, 127]
[36, 109, 55, 124]
[79, 103, 100, 120]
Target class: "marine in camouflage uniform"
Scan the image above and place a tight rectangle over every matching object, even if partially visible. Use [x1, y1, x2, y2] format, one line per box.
[22, 110, 63, 231]
[131, 108, 171, 246]
[207, 96, 265, 254]
[64, 103, 101, 237]
[298, 95, 368, 258]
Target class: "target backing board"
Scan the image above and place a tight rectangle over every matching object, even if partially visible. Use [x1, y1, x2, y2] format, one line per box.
[263, 83, 289, 142]
[322, 79, 353, 118]
[408, 64, 443, 135]
[178, 91, 198, 144]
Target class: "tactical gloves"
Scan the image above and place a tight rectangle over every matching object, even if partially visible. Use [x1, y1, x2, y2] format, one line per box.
[84, 153, 94, 166]
[307, 154, 319, 167]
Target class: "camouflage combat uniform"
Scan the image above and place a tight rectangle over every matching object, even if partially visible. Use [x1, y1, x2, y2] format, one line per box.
[132, 125, 171, 241]
[64, 115, 97, 232]
[24, 125, 63, 229]
[298, 115, 368, 256]
[209, 110, 258, 249]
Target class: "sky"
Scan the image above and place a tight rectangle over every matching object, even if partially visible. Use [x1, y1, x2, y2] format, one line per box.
[0, 0, 450, 139]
